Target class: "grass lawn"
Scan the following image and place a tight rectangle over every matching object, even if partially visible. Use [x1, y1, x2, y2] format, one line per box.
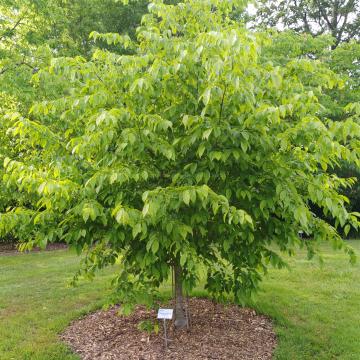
[0, 241, 359, 360]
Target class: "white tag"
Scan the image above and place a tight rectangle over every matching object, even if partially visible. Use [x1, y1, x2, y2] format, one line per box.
[157, 308, 173, 320]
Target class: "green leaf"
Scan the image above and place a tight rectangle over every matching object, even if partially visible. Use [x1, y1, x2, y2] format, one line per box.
[151, 238, 159, 254]
[3, 157, 11, 168]
[142, 203, 150, 217]
[180, 253, 187, 266]
[182, 190, 191, 205]
[201, 88, 211, 106]
[344, 224, 350, 236]
[132, 223, 142, 238]
[202, 129, 212, 140]
[197, 143, 206, 158]
[166, 222, 173, 234]
[241, 141, 248, 153]
[82, 208, 90, 223]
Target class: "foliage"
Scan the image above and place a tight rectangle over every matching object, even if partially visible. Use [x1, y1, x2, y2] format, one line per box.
[1, 0, 360, 315]
[254, 0, 360, 48]
[0, 0, 148, 111]
[260, 31, 360, 119]
[253, 0, 360, 235]
[0, 0, 149, 243]
[255, 22, 360, 225]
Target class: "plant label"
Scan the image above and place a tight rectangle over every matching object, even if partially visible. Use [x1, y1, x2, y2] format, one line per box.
[157, 308, 173, 320]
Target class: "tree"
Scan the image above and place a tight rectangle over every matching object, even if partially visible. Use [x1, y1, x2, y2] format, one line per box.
[0, 0, 148, 112]
[252, 2, 360, 228]
[0, 0, 149, 244]
[1, 0, 359, 327]
[254, 0, 360, 48]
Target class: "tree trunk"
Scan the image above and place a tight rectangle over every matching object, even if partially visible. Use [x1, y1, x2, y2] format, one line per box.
[173, 263, 187, 329]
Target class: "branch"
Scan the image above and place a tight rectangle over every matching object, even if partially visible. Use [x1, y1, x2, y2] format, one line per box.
[336, 10, 349, 44]
[314, 0, 333, 29]
[340, 0, 359, 41]
[0, 17, 24, 43]
[219, 84, 227, 122]
[0, 60, 36, 76]
[302, 13, 316, 36]
[292, 0, 316, 36]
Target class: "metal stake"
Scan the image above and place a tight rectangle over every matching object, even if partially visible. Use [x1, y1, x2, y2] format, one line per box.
[163, 319, 168, 348]
[185, 292, 191, 330]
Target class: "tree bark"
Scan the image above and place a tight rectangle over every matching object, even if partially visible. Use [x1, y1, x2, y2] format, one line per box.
[173, 263, 187, 329]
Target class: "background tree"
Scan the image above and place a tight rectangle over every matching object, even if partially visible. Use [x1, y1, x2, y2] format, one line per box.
[254, 0, 360, 48]
[252, 1, 360, 233]
[0, 0, 149, 243]
[0, 0, 148, 111]
[1, 0, 359, 326]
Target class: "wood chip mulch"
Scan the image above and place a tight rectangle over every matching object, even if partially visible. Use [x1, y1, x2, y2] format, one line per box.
[61, 298, 277, 360]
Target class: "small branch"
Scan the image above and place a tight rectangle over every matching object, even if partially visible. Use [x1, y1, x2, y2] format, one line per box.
[219, 84, 227, 122]
[0, 60, 37, 76]
[0, 17, 25, 43]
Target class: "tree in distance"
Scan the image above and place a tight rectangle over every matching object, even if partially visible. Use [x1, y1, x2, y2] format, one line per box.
[254, 0, 360, 48]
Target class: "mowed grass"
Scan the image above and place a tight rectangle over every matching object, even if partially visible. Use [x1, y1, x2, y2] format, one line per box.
[0, 250, 116, 360]
[253, 240, 360, 360]
[0, 241, 359, 360]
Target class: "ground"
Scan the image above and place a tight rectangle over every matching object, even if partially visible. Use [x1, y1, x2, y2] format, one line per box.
[62, 298, 276, 359]
[0, 241, 359, 360]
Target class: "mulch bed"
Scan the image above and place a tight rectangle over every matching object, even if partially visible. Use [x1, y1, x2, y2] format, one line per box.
[0, 242, 68, 255]
[61, 298, 277, 360]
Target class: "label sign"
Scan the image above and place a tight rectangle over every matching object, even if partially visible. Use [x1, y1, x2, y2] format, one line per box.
[157, 308, 173, 320]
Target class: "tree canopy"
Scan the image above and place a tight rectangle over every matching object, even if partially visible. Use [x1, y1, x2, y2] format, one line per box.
[0, 0, 148, 112]
[1, 0, 360, 325]
[0, 0, 149, 241]
[252, 0, 360, 232]
[254, 0, 360, 48]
